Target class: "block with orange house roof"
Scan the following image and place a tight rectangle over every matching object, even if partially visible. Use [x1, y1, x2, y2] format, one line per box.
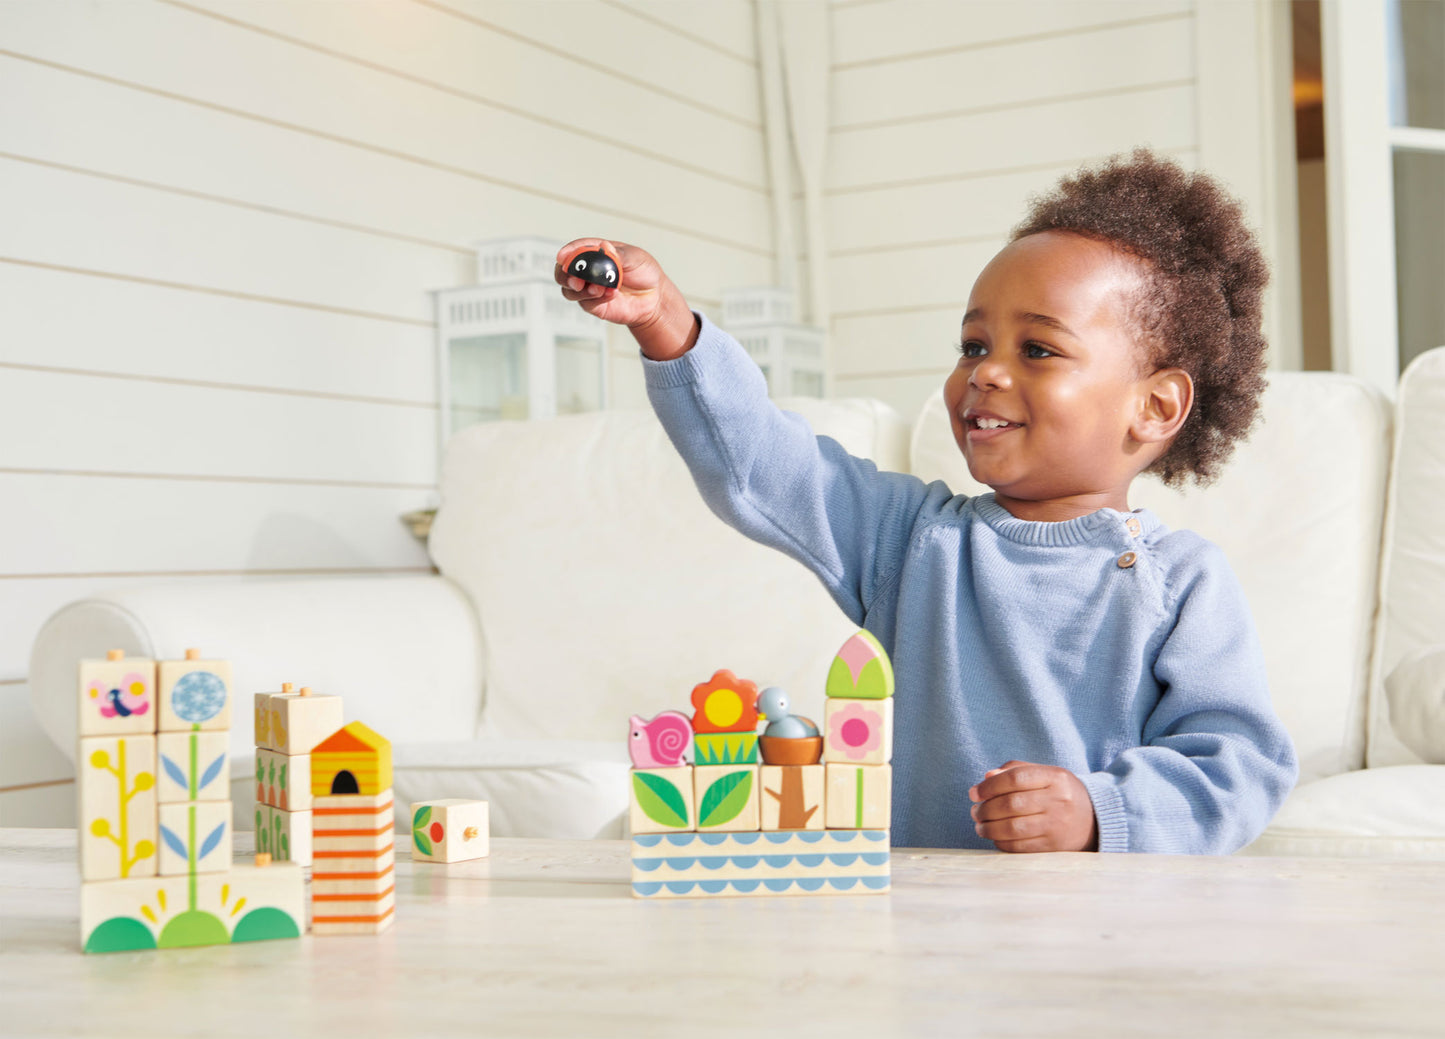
[309, 721, 395, 935]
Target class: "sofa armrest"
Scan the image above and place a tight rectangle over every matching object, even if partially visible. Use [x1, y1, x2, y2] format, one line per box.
[1386, 644, 1445, 764]
[29, 575, 484, 766]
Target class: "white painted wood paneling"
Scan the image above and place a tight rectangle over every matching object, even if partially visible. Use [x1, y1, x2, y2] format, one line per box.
[0, 368, 439, 485]
[607, 0, 757, 65]
[0, 0, 772, 253]
[830, 0, 1193, 66]
[1, 474, 433, 577]
[0, 261, 437, 406]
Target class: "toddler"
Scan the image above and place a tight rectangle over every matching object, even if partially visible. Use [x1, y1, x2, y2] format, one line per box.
[557, 150, 1298, 853]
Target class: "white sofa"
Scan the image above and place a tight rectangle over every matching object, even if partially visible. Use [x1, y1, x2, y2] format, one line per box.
[26, 347, 1445, 854]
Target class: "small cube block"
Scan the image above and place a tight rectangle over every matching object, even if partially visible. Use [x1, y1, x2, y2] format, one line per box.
[158, 800, 233, 875]
[265, 690, 345, 757]
[824, 697, 893, 766]
[158, 653, 232, 733]
[156, 731, 229, 803]
[630, 767, 695, 834]
[825, 763, 892, 830]
[79, 734, 158, 881]
[693, 765, 761, 832]
[79, 654, 157, 737]
[409, 800, 490, 862]
[255, 805, 313, 866]
[760, 764, 825, 830]
[255, 748, 311, 811]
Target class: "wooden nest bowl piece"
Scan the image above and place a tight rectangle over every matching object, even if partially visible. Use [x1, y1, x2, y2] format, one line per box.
[758, 736, 823, 766]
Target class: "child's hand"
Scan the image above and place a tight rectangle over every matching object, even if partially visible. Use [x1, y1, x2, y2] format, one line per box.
[554, 238, 698, 360]
[968, 760, 1098, 852]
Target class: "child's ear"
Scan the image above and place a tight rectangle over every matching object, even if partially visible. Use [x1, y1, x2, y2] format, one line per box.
[1132, 368, 1193, 445]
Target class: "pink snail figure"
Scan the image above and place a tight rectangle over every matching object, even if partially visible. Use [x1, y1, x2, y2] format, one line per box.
[628, 711, 692, 769]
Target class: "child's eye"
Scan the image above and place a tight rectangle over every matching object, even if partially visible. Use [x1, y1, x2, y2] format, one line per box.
[1024, 341, 1055, 359]
[957, 340, 987, 358]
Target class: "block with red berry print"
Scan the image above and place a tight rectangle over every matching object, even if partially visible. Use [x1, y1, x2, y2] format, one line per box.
[410, 799, 490, 863]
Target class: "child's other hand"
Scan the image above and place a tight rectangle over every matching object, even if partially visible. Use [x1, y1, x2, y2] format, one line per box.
[968, 760, 1099, 852]
[555, 239, 697, 360]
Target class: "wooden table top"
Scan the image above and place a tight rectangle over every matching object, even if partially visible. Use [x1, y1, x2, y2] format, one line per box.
[2, 829, 1444, 1038]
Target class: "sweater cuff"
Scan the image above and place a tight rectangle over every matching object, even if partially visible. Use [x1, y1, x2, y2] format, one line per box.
[1081, 772, 1129, 853]
[640, 311, 723, 390]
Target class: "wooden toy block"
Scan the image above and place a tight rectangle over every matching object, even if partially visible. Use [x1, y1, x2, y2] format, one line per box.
[693, 731, 759, 765]
[158, 800, 233, 876]
[630, 829, 890, 898]
[158, 649, 232, 733]
[255, 805, 313, 866]
[410, 799, 490, 862]
[825, 629, 895, 700]
[690, 669, 760, 733]
[264, 685, 345, 756]
[311, 789, 395, 936]
[824, 697, 894, 766]
[311, 721, 392, 796]
[825, 763, 892, 830]
[80, 734, 158, 880]
[78, 651, 157, 737]
[761, 764, 825, 830]
[628, 711, 692, 767]
[255, 748, 312, 811]
[311, 887, 395, 936]
[254, 689, 278, 751]
[312, 791, 395, 832]
[629, 767, 695, 834]
[81, 857, 305, 953]
[693, 764, 761, 832]
[157, 730, 228, 804]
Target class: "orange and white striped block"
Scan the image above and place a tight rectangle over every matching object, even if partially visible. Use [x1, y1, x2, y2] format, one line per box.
[311, 790, 395, 935]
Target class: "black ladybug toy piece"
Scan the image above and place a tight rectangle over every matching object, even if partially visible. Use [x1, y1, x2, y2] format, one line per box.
[564, 247, 622, 289]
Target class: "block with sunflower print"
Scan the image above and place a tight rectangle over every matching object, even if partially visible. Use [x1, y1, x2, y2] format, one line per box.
[409, 799, 489, 862]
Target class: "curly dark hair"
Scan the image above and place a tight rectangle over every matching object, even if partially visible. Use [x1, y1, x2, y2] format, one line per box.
[1010, 148, 1270, 487]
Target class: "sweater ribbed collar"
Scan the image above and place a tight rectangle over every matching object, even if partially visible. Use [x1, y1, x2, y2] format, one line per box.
[970, 492, 1163, 547]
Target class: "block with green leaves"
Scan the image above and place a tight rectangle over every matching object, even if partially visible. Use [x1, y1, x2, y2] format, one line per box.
[410, 799, 489, 862]
[158, 800, 232, 876]
[693, 765, 760, 832]
[629, 766, 695, 834]
[157, 731, 228, 804]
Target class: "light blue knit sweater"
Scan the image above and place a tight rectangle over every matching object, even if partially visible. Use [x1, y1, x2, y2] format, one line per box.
[644, 314, 1298, 853]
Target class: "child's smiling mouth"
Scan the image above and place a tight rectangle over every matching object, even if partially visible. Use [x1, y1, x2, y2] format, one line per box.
[964, 410, 1025, 440]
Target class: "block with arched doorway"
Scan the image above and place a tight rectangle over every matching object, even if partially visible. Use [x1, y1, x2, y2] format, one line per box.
[309, 721, 393, 798]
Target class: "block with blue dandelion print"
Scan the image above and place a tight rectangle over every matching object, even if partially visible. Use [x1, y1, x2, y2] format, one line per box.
[158, 649, 232, 734]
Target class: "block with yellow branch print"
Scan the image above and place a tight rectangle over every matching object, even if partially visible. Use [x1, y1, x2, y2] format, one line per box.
[79, 735, 157, 881]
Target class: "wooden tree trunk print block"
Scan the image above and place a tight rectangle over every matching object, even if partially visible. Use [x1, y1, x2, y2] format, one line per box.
[629, 767, 694, 834]
[79, 735, 158, 881]
[693, 765, 761, 832]
[631, 830, 890, 898]
[823, 697, 893, 766]
[79, 657, 157, 737]
[410, 800, 490, 862]
[693, 732, 759, 765]
[761, 765, 825, 830]
[157, 731, 229, 804]
[825, 764, 892, 829]
[158, 657, 232, 733]
[81, 859, 304, 953]
[158, 800, 233, 876]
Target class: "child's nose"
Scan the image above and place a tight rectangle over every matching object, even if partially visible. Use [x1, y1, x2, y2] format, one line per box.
[969, 356, 1011, 390]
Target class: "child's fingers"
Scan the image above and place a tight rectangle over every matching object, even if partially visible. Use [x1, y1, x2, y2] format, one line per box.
[992, 835, 1057, 854]
[971, 789, 1045, 822]
[968, 761, 1053, 802]
[975, 811, 1049, 844]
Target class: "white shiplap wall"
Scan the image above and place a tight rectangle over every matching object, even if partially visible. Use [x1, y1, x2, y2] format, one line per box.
[0, 0, 771, 821]
[824, 0, 1199, 419]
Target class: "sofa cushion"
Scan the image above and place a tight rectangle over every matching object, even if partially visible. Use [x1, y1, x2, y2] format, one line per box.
[910, 372, 1392, 783]
[1369, 346, 1445, 768]
[1237, 765, 1445, 858]
[428, 398, 911, 745]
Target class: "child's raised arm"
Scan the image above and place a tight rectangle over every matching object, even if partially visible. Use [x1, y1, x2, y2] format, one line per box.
[553, 239, 699, 361]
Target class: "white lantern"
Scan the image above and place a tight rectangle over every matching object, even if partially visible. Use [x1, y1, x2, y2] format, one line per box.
[434, 237, 610, 441]
[721, 286, 827, 398]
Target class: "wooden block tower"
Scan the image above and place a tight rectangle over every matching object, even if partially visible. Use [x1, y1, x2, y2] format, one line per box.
[310, 721, 396, 935]
[253, 682, 343, 866]
[78, 649, 304, 953]
[628, 633, 892, 898]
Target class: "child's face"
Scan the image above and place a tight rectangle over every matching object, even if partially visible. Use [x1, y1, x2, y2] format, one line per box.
[942, 230, 1160, 518]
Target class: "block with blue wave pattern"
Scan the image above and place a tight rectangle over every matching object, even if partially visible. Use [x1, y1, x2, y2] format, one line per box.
[631, 829, 890, 898]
